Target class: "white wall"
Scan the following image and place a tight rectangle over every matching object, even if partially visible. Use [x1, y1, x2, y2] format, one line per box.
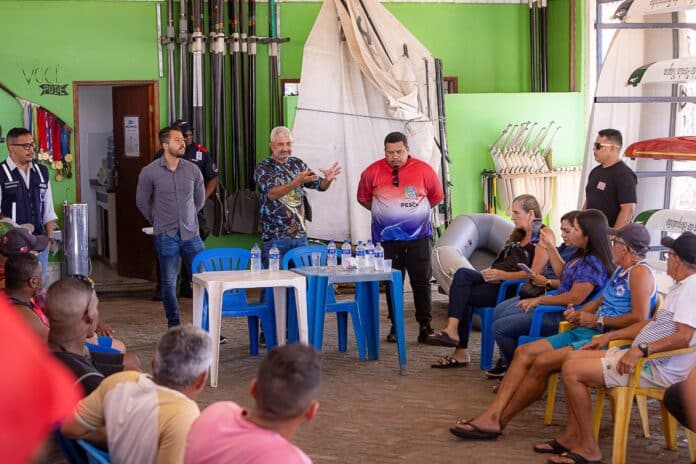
[77, 85, 113, 241]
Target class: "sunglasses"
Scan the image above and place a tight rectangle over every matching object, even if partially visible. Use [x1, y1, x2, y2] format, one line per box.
[392, 168, 399, 187]
[593, 142, 618, 150]
[71, 275, 95, 315]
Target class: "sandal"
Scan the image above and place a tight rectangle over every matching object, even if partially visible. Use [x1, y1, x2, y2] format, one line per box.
[422, 331, 459, 347]
[534, 439, 571, 454]
[431, 354, 469, 369]
[547, 451, 601, 464]
[449, 420, 502, 440]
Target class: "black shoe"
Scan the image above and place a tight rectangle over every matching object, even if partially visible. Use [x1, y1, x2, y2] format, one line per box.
[417, 325, 435, 344]
[259, 331, 266, 348]
[386, 326, 397, 343]
[219, 335, 228, 345]
[486, 358, 507, 379]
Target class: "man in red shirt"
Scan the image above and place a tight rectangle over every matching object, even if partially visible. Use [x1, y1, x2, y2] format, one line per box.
[357, 131, 444, 343]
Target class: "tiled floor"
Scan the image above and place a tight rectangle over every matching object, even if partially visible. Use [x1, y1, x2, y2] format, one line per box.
[48, 271, 694, 463]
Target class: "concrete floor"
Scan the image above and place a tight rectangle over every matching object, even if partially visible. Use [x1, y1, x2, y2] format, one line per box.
[49, 280, 694, 464]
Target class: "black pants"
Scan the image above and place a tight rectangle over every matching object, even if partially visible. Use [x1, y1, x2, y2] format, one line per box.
[384, 237, 432, 327]
[663, 380, 695, 432]
[447, 267, 501, 349]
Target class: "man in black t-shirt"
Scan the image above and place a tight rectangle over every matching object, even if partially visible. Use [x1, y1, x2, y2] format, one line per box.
[46, 277, 141, 395]
[584, 128, 637, 227]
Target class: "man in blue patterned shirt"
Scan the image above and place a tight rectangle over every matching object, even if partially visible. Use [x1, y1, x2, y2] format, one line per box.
[253, 127, 341, 264]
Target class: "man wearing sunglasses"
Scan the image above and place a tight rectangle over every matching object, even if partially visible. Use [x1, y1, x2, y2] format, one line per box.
[357, 131, 444, 343]
[137, 127, 206, 328]
[0, 127, 58, 282]
[584, 128, 636, 228]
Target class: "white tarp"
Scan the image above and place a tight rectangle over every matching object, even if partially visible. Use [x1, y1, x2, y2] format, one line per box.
[292, 0, 440, 242]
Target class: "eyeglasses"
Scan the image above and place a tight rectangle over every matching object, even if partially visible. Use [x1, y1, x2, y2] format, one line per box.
[593, 142, 618, 150]
[392, 168, 399, 187]
[10, 142, 37, 151]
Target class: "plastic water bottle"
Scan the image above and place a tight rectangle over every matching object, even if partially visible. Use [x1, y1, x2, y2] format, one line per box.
[250, 243, 262, 271]
[355, 241, 365, 269]
[269, 244, 280, 272]
[341, 240, 352, 268]
[374, 242, 384, 271]
[327, 240, 338, 267]
[365, 240, 375, 268]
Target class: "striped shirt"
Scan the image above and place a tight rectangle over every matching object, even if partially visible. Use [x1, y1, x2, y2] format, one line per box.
[632, 273, 696, 384]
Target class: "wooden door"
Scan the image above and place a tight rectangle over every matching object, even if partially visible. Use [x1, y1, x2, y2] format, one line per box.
[112, 84, 158, 280]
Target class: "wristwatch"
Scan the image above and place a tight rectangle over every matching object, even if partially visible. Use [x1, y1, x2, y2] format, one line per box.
[638, 342, 650, 358]
[595, 316, 605, 333]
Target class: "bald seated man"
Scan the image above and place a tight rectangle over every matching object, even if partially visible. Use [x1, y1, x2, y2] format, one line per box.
[46, 277, 141, 395]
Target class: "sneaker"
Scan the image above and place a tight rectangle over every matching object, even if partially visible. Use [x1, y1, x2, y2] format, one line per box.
[386, 326, 397, 343]
[219, 335, 228, 345]
[485, 358, 507, 379]
[417, 325, 435, 344]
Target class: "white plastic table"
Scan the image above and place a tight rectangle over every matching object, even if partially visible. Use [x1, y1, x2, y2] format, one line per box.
[192, 270, 308, 387]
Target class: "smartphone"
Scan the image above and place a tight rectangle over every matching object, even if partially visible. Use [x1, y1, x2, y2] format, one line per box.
[517, 263, 535, 275]
[530, 218, 543, 244]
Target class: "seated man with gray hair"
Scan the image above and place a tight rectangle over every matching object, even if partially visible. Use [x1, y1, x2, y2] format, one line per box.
[185, 343, 322, 464]
[61, 325, 212, 463]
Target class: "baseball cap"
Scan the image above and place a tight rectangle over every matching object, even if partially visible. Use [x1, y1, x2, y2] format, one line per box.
[0, 228, 49, 256]
[608, 223, 651, 256]
[171, 119, 192, 136]
[661, 231, 696, 265]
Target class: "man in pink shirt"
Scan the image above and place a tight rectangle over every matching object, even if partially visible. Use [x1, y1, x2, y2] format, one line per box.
[185, 343, 322, 463]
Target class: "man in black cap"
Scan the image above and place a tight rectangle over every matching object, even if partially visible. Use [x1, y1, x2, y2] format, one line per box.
[152, 120, 218, 299]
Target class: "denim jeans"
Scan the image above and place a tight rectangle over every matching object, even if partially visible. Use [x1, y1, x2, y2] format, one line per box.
[492, 296, 563, 365]
[155, 231, 205, 326]
[262, 236, 307, 268]
[37, 248, 49, 283]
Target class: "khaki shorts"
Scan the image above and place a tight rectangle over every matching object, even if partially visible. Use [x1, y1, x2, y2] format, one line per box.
[601, 347, 671, 389]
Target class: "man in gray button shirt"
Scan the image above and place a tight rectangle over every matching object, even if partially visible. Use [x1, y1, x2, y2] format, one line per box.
[136, 126, 205, 327]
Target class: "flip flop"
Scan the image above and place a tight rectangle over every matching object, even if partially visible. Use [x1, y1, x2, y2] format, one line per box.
[422, 331, 459, 347]
[449, 420, 502, 440]
[431, 355, 469, 369]
[547, 451, 601, 464]
[534, 439, 571, 454]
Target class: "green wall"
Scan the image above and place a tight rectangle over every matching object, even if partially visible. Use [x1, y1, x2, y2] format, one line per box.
[0, 0, 585, 252]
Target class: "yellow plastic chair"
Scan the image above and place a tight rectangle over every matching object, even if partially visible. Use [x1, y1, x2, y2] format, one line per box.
[603, 345, 696, 464]
[544, 294, 663, 430]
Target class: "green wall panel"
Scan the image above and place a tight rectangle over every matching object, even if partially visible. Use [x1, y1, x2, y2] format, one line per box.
[445, 92, 585, 215]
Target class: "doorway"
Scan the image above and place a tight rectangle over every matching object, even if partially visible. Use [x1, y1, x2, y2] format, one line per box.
[73, 81, 159, 282]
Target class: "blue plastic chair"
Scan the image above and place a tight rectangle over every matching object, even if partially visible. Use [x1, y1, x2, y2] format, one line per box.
[283, 245, 365, 357]
[518, 285, 606, 346]
[191, 248, 277, 355]
[470, 278, 526, 370]
[54, 430, 87, 464]
[76, 440, 110, 464]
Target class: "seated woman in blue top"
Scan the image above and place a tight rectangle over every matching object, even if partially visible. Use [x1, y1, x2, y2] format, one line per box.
[491, 209, 614, 372]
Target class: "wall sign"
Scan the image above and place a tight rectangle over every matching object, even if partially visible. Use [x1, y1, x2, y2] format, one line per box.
[124, 116, 140, 158]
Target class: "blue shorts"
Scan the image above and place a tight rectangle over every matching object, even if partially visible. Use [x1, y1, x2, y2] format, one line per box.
[84, 336, 119, 354]
[546, 327, 601, 351]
